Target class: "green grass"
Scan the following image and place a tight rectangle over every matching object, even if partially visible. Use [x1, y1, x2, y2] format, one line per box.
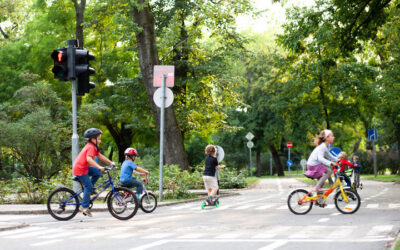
[394, 236, 400, 250]
[246, 177, 261, 187]
[363, 174, 400, 182]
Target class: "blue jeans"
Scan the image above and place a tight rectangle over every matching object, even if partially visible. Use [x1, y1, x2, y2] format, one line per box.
[77, 166, 102, 208]
[335, 173, 351, 187]
[121, 178, 143, 196]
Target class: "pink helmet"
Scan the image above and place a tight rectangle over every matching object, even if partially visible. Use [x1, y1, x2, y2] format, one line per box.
[124, 148, 138, 156]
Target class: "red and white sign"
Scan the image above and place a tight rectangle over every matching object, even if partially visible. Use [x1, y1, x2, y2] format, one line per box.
[287, 142, 293, 148]
[153, 65, 175, 87]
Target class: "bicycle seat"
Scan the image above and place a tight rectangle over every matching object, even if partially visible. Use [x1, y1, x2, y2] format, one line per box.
[71, 176, 80, 182]
[303, 173, 315, 180]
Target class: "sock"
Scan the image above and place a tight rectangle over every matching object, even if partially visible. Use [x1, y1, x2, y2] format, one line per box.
[136, 194, 140, 199]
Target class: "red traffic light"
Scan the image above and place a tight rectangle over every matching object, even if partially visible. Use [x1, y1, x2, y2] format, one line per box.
[58, 52, 64, 62]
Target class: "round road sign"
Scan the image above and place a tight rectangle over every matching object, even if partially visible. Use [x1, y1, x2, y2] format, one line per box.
[215, 145, 225, 163]
[287, 142, 293, 148]
[247, 141, 254, 149]
[153, 87, 174, 108]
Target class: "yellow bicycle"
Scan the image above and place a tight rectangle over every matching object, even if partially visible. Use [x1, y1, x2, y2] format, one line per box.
[287, 175, 361, 215]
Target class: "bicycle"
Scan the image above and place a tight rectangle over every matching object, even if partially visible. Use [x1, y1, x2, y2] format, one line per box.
[287, 173, 361, 215]
[120, 174, 157, 213]
[47, 166, 139, 221]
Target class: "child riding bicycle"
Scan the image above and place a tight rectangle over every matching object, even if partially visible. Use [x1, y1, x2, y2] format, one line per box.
[119, 148, 149, 200]
[72, 128, 116, 217]
[305, 129, 338, 193]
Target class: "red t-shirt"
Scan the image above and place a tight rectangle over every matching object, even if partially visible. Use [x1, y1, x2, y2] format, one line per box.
[334, 159, 356, 174]
[72, 143, 99, 176]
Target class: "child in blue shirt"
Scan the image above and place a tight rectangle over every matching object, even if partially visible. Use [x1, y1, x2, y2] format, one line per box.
[352, 155, 361, 188]
[120, 148, 149, 199]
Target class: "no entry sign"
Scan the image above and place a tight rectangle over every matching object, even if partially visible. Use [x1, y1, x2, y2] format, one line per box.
[287, 142, 293, 148]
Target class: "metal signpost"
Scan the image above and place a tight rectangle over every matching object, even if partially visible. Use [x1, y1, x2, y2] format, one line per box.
[287, 142, 293, 175]
[153, 66, 175, 201]
[246, 132, 254, 176]
[300, 159, 307, 174]
[368, 128, 378, 177]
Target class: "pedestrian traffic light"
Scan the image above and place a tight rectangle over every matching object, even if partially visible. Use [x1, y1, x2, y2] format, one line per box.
[75, 48, 95, 96]
[51, 48, 68, 81]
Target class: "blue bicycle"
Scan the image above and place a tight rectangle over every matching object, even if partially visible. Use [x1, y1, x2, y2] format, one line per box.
[47, 166, 138, 221]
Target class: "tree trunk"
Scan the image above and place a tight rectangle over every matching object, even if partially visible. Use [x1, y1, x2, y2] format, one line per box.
[269, 145, 284, 176]
[105, 123, 133, 163]
[131, 1, 189, 170]
[256, 150, 261, 177]
[72, 0, 85, 47]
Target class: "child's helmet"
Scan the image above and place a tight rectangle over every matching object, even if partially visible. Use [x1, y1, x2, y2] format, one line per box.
[124, 148, 138, 156]
[84, 128, 102, 140]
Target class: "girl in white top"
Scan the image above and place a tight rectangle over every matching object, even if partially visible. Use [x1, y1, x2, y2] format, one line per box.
[305, 129, 338, 191]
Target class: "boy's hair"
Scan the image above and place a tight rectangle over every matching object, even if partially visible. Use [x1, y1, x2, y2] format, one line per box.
[353, 155, 359, 160]
[313, 129, 332, 146]
[338, 151, 348, 159]
[205, 145, 216, 155]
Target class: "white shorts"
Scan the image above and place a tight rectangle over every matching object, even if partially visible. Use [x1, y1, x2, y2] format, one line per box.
[203, 176, 218, 189]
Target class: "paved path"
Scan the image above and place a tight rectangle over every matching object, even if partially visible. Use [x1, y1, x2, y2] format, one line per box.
[0, 178, 399, 250]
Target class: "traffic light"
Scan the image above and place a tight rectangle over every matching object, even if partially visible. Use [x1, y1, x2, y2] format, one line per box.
[75, 48, 95, 96]
[51, 48, 68, 81]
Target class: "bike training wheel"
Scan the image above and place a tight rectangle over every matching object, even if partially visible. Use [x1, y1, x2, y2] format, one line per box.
[334, 189, 361, 214]
[287, 189, 313, 215]
[201, 201, 206, 210]
[47, 187, 79, 221]
[215, 200, 220, 208]
[140, 193, 157, 213]
[107, 187, 138, 220]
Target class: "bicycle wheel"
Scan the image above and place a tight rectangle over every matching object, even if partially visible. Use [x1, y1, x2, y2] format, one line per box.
[107, 187, 138, 220]
[287, 189, 313, 215]
[334, 189, 361, 214]
[47, 187, 79, 221]
[140, 192, 157, 213]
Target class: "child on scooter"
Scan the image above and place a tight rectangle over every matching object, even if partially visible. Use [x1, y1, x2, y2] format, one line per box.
[203, 145, 225, 205]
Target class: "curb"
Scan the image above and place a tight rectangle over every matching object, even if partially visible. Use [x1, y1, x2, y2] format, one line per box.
[0, 223, 29, 232]
[0, 192, 240, 215]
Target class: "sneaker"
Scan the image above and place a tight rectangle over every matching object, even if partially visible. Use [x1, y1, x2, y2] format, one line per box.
[79, 207, 93, 217]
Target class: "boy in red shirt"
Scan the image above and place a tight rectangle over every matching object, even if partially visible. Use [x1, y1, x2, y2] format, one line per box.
[333, 151, 357, 187]
[73, 128, 115, 217]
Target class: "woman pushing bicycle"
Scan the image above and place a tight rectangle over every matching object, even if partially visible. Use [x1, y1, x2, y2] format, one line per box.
[305, 129, 338, 193]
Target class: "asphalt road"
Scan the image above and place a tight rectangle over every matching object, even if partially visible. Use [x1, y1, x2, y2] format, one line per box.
[0, 178, 399, 250]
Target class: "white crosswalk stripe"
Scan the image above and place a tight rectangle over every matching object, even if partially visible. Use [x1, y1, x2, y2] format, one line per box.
[366, 225, 394, 237]
[0, 227, 46, 237]
[366, 204, 379, 209]
[389, 204, 400, 209]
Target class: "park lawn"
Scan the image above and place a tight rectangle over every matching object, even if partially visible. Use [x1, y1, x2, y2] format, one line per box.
[363, 174, 400, 182]
[246, 177, 261, 187]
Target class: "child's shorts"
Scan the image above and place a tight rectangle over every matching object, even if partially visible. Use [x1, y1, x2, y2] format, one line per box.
[203, 175, 218, 189]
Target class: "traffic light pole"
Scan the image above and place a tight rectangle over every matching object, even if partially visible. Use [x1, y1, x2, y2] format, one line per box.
[71, 79, 79, 163]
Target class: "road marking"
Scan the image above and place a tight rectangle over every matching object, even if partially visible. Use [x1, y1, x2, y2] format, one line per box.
[276, 178, 283, 194]
[258, 240, 288, 250]
[366, 225, 394, 237]
[177, 233, 204, 239]
[39, 231, 80, 239]
[326, 204, 335, 209]
[255, 204, 274, 210]
[129, 239, 169, 250]
[276, 205, 287, 210]
[252, 233, 277, 239]
[330, 213, 341, 216]
[70, 232, 109, 239]
[318, 218, 330, 223]
[389, 204, 400, 209]
[142, 233, 171, 239]
[214, 205, 232, 210]
[215, 233, 240, 239]
[366, 204, 379, 209]
[329, 226, 356, 238]
[108, 233, 134, 239]
[235, 205, 254, 210]
[30, 239, 63, 246]
[169, 204, 196, 210]
[0, 227, 45, 237]
[4, 228, 62, 239]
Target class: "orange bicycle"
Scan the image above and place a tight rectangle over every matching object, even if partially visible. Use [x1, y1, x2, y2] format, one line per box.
[287, 175, 361, 215]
